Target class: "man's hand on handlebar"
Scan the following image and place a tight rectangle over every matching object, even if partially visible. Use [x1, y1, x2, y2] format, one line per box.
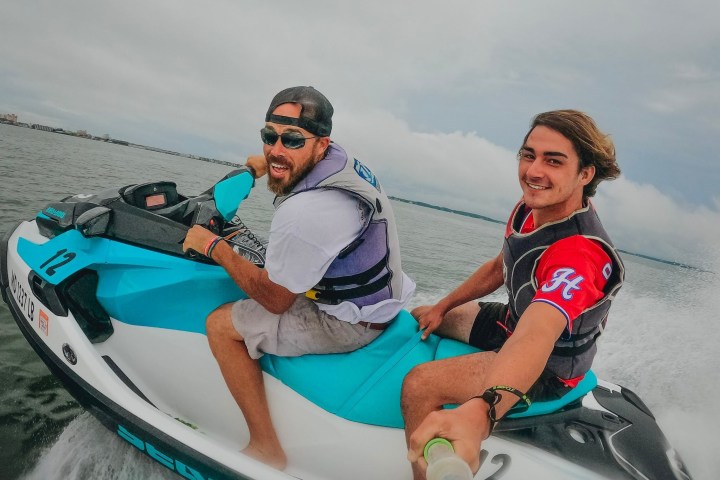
[183, 225, 218, 257]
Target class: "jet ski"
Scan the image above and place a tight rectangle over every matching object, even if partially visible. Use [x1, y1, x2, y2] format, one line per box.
[0, 168, 692, 480]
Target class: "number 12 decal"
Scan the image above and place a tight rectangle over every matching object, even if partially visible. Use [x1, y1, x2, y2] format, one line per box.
[40, 249, 77, 276]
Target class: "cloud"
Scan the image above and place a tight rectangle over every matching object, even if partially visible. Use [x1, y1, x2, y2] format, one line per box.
[595, 180, 720, 267]
[675, 63, 716, 81]
[644, 80, 720, 115]
[341, 116, 517, 216]
[335, 108, 720, 268]
[2, 0, 720, 266]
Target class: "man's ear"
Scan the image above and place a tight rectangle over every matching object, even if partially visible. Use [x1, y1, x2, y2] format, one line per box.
[315, 137, 331, 159]
[581, 165, 596, 185]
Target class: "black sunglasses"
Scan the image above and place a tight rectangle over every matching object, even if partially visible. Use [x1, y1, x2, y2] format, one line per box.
[260, 127, 317, 150]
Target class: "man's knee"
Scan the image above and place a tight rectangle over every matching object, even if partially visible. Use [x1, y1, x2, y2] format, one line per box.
[401, 362, 435, 405]
[206, 303, 235, 340]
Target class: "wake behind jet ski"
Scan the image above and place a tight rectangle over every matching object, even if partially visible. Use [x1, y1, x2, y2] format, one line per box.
[0, 168, 692, 479]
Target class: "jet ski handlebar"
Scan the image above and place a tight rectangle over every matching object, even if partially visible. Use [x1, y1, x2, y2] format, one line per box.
[185, 167, 266, 266]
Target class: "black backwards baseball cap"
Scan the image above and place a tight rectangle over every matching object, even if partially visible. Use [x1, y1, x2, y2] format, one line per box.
[265, 86, 333, 137]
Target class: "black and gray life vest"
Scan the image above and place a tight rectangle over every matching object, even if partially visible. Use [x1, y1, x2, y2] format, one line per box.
[502, 201, 624, 379]
[273, 143, 404, 308]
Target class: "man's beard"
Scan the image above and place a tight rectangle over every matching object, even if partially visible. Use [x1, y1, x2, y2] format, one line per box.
[266, 155, 317, 196]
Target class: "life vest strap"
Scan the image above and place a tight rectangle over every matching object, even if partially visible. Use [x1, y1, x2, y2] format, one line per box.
[306, 272, 391, 305]
[551, 330, 602, 357]
[315, 255, 388, 288]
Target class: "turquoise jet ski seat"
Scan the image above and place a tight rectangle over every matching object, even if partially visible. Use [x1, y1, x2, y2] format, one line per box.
[260, 310, 596, 428]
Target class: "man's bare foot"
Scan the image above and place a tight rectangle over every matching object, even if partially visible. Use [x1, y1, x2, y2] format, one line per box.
[242, 442, 288, 471]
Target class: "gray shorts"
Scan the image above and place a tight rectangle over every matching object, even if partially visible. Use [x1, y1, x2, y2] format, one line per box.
[231, 296, 383, 359]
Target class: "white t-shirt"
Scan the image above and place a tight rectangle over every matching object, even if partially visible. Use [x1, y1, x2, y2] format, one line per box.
[265, 189, 415, 324]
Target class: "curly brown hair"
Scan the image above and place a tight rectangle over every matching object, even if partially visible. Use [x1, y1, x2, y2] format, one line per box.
[522, 110, 620, 198]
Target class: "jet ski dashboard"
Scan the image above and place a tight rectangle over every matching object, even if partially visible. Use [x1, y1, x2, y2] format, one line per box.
[34, 167, 261, 264]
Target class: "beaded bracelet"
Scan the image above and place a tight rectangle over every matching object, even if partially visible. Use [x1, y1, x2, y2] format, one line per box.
[203, 235, 221, 257]
[208, 237, 225, 259]
[206, 237, 224, 259]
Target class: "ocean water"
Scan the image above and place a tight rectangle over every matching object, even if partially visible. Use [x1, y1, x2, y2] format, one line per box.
[0, 123, 717, 479]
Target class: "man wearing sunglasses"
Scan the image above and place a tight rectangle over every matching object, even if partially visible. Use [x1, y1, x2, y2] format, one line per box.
[184, 86, 415, 470]
[401, 110, 624, 479]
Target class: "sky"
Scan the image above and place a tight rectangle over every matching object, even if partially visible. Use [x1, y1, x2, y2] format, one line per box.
[2, 0, 719, 267]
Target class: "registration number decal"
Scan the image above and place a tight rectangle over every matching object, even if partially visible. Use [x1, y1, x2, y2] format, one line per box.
[10, 270, 35, 323]
[39, 310, 49, 336]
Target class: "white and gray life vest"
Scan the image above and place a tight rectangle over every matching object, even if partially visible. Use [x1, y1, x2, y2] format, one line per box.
[502, 201, 625, 379]
[273, 143, 404, 308]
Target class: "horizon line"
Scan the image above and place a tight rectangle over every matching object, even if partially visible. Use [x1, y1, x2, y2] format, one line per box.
[387, 196, 708, 273]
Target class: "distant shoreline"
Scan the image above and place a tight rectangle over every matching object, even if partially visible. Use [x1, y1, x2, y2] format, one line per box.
[389, 196, 505, 225]
[2, 122, 703, 271]
[1, 121, 245, 169]
[389, 196, 704, 272]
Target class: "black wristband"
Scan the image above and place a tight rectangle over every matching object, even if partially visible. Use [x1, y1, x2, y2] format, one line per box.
[468, 389, 501, 433]
[489, 385, 532, 409]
